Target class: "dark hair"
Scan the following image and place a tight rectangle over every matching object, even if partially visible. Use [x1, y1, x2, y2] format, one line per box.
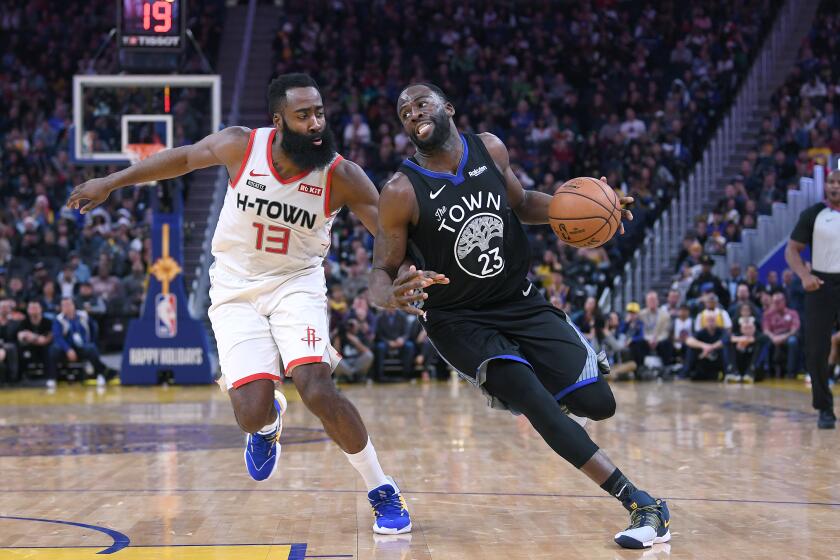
[267, 73, 320, 114]
[400, 82, 450, 104]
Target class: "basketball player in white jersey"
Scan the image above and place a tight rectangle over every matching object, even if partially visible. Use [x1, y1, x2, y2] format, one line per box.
[67, 73, 413, 534]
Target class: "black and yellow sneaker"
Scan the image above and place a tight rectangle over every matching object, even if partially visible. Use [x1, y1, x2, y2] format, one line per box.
[614, 490, 671, 549]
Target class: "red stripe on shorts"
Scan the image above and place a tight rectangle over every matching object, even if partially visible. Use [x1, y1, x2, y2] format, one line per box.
[231, 372, 281, 389]
[285, 356, 324, 375]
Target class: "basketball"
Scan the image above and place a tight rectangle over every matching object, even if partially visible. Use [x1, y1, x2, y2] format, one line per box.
[549, 177, 622, 248]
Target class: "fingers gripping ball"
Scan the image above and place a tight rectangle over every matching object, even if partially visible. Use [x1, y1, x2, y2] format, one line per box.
[549, 177, 622, 248]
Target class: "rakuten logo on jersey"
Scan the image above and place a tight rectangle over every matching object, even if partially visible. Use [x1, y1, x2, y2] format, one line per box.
[236, 192, 316, 229]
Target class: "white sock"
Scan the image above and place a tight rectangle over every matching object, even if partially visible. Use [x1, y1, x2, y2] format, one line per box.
[344, 437, 390, 491]
[256, 411, 279, 435]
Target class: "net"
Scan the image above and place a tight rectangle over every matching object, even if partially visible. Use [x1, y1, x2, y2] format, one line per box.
[125, 142, 166, 186]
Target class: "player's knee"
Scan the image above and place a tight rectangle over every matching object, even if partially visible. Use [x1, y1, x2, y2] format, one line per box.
[229, 379, 276, 433]
[587, 397, 616, 421]
[295, 372, 339, 417]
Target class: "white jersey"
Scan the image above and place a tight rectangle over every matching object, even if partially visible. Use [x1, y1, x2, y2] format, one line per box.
[212, 127, 343, 279]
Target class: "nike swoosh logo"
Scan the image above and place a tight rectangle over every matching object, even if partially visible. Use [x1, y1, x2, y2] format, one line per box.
[614, 483, 626, 498]
[522, 284, 532, 297]
[249, 170, 269, 177]
[664, 520, 670, 528]
[430, 185, 446, 199]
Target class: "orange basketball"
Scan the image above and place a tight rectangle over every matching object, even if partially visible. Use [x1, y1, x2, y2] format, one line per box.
[549, 177, 622, 248]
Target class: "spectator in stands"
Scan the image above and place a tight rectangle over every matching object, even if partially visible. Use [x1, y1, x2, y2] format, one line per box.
[328, 284, 350, 326]
[333, 318, 374, 384]
[16, 300, 56, 389]
[121, 261, 147, 316]
[40, 280, 60, 317]
[90, 255, 122, 303]
[761, 292, 801, 378]
[660, 289, 682, 320]
[50, 297, 113, 384]
[68, 253, 91, 284]
[728, 283, 762, 324]
[75, 282, 107, 319]
[56, 262, 78, 299]
[347, 292, 376, 341]
[728, 318, 767, 383]
[743, 264, 765, 304]
[687, 255, 730, 308]
[620, 108, 647, 140]
[409, 318, 439, 381]
[763, 270, 782, 295]
[724, 263, 744, 303]
[0, 300, 19, 384]
[694, 293, 733, 334]
[672, 304, 693, 365]
[781, 268, 805, 315]
[639, 291, 673, 366]
[373, 309, 414, 381]
[343, 113, 372, 146]
[619, 302, 646, 371]
[572, 296, 602, 342]
[685, 314, 728, 381]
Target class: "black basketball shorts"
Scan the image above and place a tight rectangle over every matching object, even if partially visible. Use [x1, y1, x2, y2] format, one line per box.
[420, 280, 601, 410]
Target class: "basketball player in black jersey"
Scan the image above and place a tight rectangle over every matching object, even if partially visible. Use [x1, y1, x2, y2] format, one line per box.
[370, 84, 672, 549]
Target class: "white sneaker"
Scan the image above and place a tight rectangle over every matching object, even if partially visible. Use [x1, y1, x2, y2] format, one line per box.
[724, 373, 740, 383]
[741, 373, 754, 384]
[96, 374, 106, 387]
[45, 379, 57, 390]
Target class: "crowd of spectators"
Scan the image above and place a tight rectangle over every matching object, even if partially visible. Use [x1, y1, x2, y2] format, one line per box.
[0, 0, 224, 385]
[676, 1, 839, 263]
[576, 255, 811, 383]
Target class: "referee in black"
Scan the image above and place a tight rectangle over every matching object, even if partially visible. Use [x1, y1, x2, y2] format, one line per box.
[786, 169, 840, 429]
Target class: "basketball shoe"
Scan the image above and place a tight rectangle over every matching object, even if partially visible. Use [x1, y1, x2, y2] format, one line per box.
[244, 390, 286, 481]
[614, 490, 671, 549]
[368, 476, 412, 534]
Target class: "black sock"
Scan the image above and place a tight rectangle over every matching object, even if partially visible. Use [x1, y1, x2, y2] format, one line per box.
[600, 468, 637, 510]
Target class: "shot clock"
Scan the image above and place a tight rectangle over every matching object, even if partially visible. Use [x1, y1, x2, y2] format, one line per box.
[118, 0, 186, 51]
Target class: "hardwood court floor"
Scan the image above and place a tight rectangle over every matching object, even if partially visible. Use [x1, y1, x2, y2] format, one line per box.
[1, 378, 839, 560]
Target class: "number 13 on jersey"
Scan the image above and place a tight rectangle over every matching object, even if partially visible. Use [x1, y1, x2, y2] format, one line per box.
[252, 222, 290, 254]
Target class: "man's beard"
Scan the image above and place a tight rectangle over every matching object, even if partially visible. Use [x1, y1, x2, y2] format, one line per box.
[410, 109, 451, 151]
[280, 120, 337, 170]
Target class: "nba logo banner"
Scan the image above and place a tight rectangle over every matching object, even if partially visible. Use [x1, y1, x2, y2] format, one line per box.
[155, 293, 178, 338]
[122, 207, 212, 385]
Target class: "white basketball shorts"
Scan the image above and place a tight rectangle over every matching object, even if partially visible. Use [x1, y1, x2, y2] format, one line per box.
[208, 262, 340, 390]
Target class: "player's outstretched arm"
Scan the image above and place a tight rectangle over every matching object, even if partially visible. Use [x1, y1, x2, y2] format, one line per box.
[328, 159, 379, 235]
[67, 126, 250, 214]
[478, 132, 634, 230]
[370, 174, 448, 316]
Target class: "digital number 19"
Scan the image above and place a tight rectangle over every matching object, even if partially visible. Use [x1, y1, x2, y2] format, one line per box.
[143, 1, 172, 33]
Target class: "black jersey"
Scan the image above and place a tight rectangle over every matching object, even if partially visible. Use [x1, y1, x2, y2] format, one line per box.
[399, 133, 530, 311]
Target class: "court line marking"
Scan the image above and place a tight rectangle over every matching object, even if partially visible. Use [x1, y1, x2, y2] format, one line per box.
[0, 541, 315, 559]
[1, 489, 838, 508]
[0, 515, 130, 554]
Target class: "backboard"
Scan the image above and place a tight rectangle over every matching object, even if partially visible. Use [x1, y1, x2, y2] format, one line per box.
[72, 74, 221, 165]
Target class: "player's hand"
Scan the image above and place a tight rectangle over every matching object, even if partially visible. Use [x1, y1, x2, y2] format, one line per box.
[67, 177, 115, 214]
[801, 272, 824, 292]
[388, 265, 449, 317]
[66, 349, 78, 362]
[599, 176, 634, 235]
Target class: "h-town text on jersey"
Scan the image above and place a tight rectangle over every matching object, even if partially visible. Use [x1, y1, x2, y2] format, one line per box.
[236, 192, 317, 229]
